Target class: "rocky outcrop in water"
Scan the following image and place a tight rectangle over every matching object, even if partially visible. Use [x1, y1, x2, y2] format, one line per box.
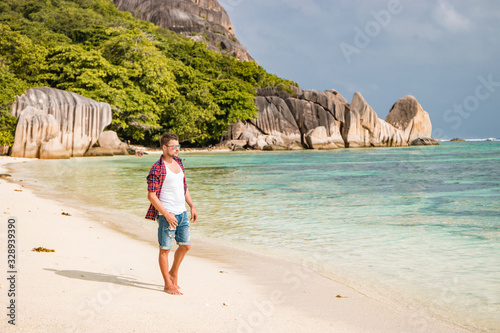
[227, 88, 432, 150]
[385, 95, 432, 143]
[410, 137, 439, 146]
[11, 87, 112, 158]
[112, 0, 252, 61]
[286, 98, 344, 149]
[345, 92, 408, 148]
[229, 87, 349, 149]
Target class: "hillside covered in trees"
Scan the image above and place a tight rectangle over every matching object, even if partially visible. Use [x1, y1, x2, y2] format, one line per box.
[0, 0, 297, 146]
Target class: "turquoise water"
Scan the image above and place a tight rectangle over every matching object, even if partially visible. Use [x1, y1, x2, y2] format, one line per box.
[12, 141, 500, 331]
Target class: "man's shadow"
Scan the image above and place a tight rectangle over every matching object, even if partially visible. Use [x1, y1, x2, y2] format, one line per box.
[44, 268, 162, 292]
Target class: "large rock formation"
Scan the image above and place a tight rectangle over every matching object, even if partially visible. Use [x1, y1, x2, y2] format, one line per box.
[344, 92, 407, 148]
[228, 87, 349, 149]
[227, 89, 431, 150]
[298, 89, 348, 124]
[11, 87, 112, 158]
[285, 98, 344, 149]
[85, 130, 129, 156]
[251, 96, 302, 147]
[385, 95, 432, 143]
[0, 146, 9, 156]
[112, 0, 253, 61]
[97, 130, 128, 150]
[10, 106, 68, 159]
[229, 97, 301, 150]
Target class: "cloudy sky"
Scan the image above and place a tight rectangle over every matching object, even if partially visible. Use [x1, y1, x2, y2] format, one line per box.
[223, 0, 500, 139]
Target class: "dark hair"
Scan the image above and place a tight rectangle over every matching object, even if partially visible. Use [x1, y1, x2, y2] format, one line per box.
[160, 133, 178, 148]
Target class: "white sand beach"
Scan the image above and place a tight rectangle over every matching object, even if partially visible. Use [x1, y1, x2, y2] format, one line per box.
[0, 156, 471, 333]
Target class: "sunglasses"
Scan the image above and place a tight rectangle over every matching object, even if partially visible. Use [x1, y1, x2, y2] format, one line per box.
[167, 144, 181, 149]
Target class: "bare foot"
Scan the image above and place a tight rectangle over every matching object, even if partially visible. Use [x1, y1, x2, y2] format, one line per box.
[164, 285, 182, 295]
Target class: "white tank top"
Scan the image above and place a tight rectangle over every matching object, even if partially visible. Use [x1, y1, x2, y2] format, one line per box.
[159, 160, 186, 215]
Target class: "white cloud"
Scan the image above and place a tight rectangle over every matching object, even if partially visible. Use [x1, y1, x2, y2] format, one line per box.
[433, 1, 472, 33]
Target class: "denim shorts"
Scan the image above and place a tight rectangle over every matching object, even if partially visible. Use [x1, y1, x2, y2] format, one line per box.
[157, 211, 190, 250]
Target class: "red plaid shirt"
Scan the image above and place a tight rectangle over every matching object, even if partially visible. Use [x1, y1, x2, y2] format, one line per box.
[145, 156, 187, 220]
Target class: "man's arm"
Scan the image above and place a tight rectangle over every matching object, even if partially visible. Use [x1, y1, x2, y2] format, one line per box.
[185, 189, 198, 223]
[147, 191, 179, 228]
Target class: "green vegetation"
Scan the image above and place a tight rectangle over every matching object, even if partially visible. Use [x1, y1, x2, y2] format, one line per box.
[0, 0, 296, 145]
[0, 64, 30, 146]
[277, 83, 297, 96]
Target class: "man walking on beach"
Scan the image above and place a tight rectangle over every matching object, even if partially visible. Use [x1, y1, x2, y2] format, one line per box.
[146, 133, 198, 295]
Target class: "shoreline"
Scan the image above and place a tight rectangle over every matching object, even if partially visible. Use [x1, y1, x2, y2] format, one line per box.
[0, 156, 473, 332]
[130, 138, 499, 155]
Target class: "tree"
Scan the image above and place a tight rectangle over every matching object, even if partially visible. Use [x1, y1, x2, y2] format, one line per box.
[211, 79, 258, 138]
[0, 65, 30, 146]
[0, 24, 48, 82]
[0, 0, 299, 146]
